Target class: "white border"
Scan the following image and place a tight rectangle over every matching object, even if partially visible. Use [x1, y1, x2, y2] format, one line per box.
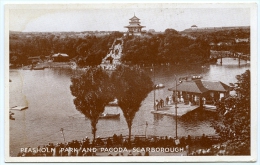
[2, 1, 258, 163]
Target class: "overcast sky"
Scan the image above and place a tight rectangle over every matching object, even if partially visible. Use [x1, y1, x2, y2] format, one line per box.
[8, 3, 252, 32]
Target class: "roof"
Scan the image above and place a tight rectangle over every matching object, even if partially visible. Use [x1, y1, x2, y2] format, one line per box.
[168, 80, 208, 94]
[201, 80, 231, 92]
[52, 53, 69, 57]
[191, 25, 198, 27]
[124, 25, 145, 28]
[129, 15, 140, 20]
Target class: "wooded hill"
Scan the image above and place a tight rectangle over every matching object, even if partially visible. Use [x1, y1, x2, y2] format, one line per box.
[9, 28, 250, 66]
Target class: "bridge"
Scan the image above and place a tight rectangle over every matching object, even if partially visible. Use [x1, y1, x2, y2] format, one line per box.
[210, 50, 250, 65]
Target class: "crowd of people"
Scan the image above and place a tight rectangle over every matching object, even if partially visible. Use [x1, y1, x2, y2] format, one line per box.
[16, 133, 225, 157]
[155, 93, 198, 110]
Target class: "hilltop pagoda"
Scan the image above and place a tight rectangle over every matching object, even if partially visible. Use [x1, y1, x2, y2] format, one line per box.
[124, 14, 146, 36]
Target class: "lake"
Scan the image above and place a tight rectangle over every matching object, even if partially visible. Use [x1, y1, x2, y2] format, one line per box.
[9, 58, 250, 156]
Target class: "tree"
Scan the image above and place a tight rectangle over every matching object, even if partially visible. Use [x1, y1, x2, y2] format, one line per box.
[215, 70, 250, 155]
[70, 66, 114, 143]
[111, 65, 153, 144]
[164, 28, 179, 35]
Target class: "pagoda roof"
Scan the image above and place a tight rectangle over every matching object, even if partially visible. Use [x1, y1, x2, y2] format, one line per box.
[124, 25, 146, 28]
[129, 15, 140, 20]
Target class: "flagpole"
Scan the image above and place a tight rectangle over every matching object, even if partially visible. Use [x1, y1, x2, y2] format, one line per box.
[175, 75, 178, 139]
[60, 128, 66, 143]
[153, 64, 156, 110]
[145, 121, 148, 138]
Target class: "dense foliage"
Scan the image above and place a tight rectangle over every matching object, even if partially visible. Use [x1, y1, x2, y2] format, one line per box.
[182, 28, 250, 54]
[10, 28, 249, 66]
[111, 65, 153, 142]
[70, 65, 153, 144]
[215, 70, 250, 155]
[70, 66, 114, 142]
[122, 29, 211, 64]
[9, 31, 123, 66]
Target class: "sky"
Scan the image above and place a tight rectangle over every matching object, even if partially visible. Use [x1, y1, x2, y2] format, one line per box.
[7, 3, 252, 32]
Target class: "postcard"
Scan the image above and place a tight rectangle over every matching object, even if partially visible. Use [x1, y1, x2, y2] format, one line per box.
[5, 2, 257, 163]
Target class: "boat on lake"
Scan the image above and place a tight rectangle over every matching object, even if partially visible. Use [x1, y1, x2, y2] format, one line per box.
[33, 67, 44, 70]
[191, 75, 203, 80]
[99, 113, 120, 119]
[154, 83, 165, 89]
[108, 98, 118, 106]
[10, 106, 28, 111]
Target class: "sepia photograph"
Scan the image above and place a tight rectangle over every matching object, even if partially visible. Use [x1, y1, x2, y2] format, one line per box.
[4, 2, 258, 163]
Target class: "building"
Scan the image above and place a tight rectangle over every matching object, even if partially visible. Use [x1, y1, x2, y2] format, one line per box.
[191, 25, 198, 30]
[148, 29, 156, 33]
[52, 53, 69, 62]
[28, 56, 43, 64]
[124, 14, 146, 36]
[168, 79, 231, 107]
[182, 26, 250, 33]
[201, 80, 232, 104]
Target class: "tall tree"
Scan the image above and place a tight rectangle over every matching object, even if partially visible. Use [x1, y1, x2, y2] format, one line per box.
[70, 66, 113, 143]
[111, 65, 153, 144]
[216, 70, 250, 155]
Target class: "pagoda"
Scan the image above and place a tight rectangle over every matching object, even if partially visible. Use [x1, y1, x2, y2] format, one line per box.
[124, 14, 146, 35]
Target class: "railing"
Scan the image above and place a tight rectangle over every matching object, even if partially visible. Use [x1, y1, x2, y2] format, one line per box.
[210, 53, 250, 61]
[97, 134, 222, 144]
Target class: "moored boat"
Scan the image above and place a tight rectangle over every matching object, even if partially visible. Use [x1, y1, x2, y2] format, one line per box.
[154, 83, 165, 89]
[108, 98, 118, 106]
[99, 113, 120, 119]
[191, 75, 203, 80]
[10, 106, 28, 111]
[33, 67, 45, 70]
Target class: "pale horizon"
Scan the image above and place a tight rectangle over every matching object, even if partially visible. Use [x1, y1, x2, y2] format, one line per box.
[8, 3, 251, 33]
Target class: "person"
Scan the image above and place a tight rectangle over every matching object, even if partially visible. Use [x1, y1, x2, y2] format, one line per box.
[160, 98, 164, 108]
[169, 95, 172, 105]
[106, 137, 112, 147]
[119, 134, 123, 145]
[113, 134, 118, 144]
[166, 96, 169, 105]
[202, 97, 206, 105]
[186, 145, 190, 155]
[96, 136, 103, 146]
[155, 100, 159, 110]
[180, 95, 184, 103]
[172, 94, 175, 104]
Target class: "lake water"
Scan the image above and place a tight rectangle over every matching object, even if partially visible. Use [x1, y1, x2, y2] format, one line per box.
[9, 58, 250, 156]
